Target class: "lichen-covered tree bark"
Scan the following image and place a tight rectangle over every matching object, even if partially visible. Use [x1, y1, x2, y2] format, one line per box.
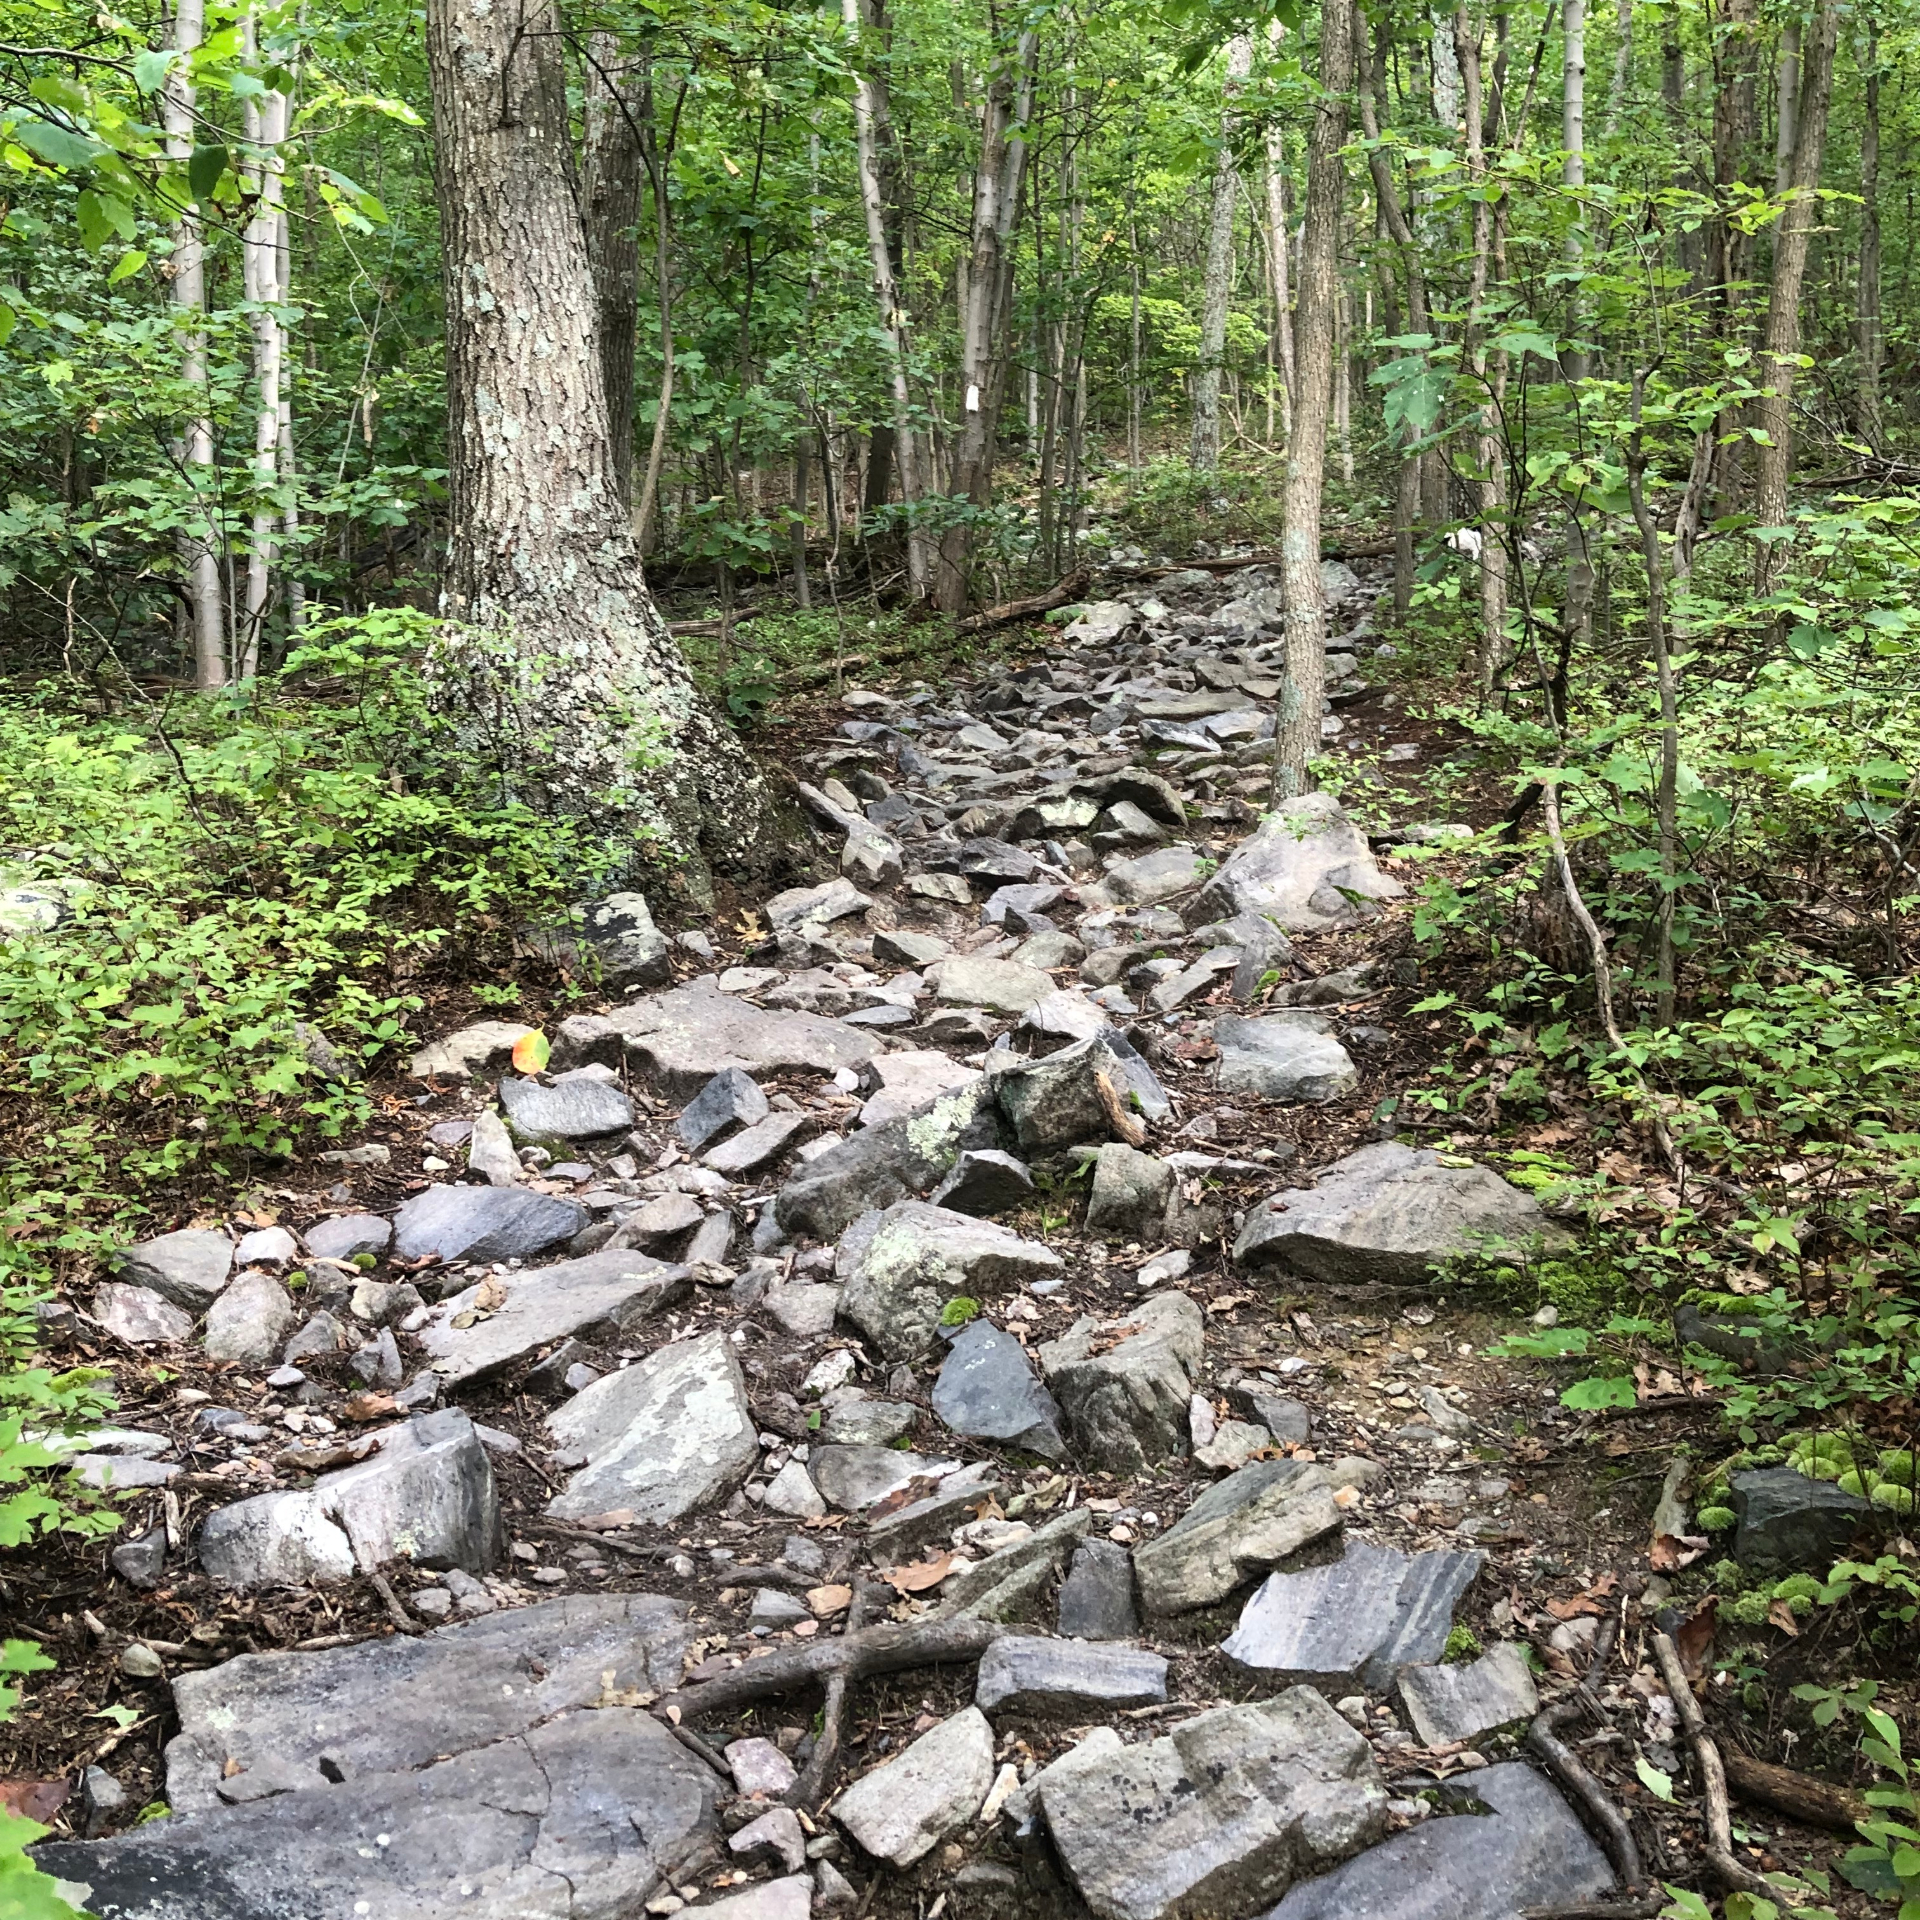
[424, 0, 781, 899]
[583, 32, 643, 511]
[1190, 35, 1250, 471]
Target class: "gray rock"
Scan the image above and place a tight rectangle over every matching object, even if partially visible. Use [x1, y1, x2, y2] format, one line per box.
[1103, 845, 1207, 907]
[465, 1108, 521, 1185]
[390, 1184, 587, 1265]
[1233, 1143, 1567, 1284]
[1227, 1385, 1312, 1445]
[943, 1507, 1092, 1618]
[234, 1226, 299, 1268]
[833, 1705, 995, 1867]
[861, 1050, 982, 1128]
[925, 837, 1040, 886]
[606, 982, 881, 1099]
[350, 1327, 404, 1389]
[925, 955, 1054, 1014]
[873, 927, 950, 968]
[202, 1270, 299, 1367]
[545, 1330, 756, 1524]
[1214, 1013, 1358, 1104]
[580, 890, 672, 988]
[112, 1228, 232, 1311]
[704, 1110, 817, 1175]
[78, 1765, 129, 1839]
[164, 1591, 690, 1811]
[765, 876, 872, 928]
[748, 1587, 812, 1631]
[1018, 989, 1109, 1047]
[836, 1200, 1063, 1361]
[498, 1073, 634, 1143]
[39, 1706, 713, 1920]
[1265, 1761, 1613, 1920]
[865, 1470, 1004, 1561]
[91, 1281, 192, 1346]
[693, 1876, 813, 1920]
[408, 1019, 532, 1080]
[1194, 791, 1406, 932]
[821, 1398, 918, 1446]
[678, 1066, 772, 1151]
[730, 1807, 808, 1873]
[199, 1409, 502, 1589]
[613, 1192, 702, 1249]
[933, 1321, 1067, 1459]
[1223, 1540, 1483, 1689]
[1038, 1690, 1388, 1920]
[684, 1210, 735, 1266]
[929, 1149, 1035, 1216]
[1038, 1292, 1204, 1475]
[1134, 1459, 1343, 1615]
[281, 1310, 347, 1366]
[111, 1529, 167, 1590]
[761, 1282, 841, 1337]
[975, 1635, 1166, 1716]
[1057, 1539, 1139, 1640]
[418, 1250, 689, 1386]
[1731, 1467, 1880, 1572]
[989, 1032, 1171, 1153]
[1086, 1142, 1175, 1238]
[303, 1213, 391, 1261]
[1395, 1643, 1538, 1747]
[811, 1445, 960, 1512]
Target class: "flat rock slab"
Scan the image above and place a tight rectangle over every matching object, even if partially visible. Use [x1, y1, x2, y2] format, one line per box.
[1731, 1466, 1880, 1571]
[202, 1270, 298, 1366]
[933, 1319, 1067, 1459]
[419, 1250, 691, 1386]
[1102, 845, 1207, 907]
[111, 1229, 232, 1311]
[925, 955, 1055, 1014]
[703, 1109, 816, 1176]
[837, 1200, 1063, 1360]
[1214, 1014, 1358, 1104]
[1263, 1761, 1613, 1920]
[833, 1705, 995, 1867]
[1057, 1538, 1140, 1640]
[165, 1592, 691, 1811]
[942, 1508, 1091, 1619]
[545, 1330, 757, 1525]
[91, 1281, 192, 1345]
[1395, 1643, 1538, 1748]
[1038, 1292, 1204, 1475]
[498, 1073, 634, 1142]
[304, 1213, 391, 1261]
[1038, 1689, 1388, 1920]
[811, 1445, 961, 1512]
[1194, 791, 1404, 933]
[1223, 1540, 1483, 1690]
[607, 984, 881, 1099]
[861, 1050, 982, 1129]
[38, 1708, 713, 1920]
[390, 1184, 587, 1266]
[975, 1635, 1167, 1716]
[678, 1066, 771, 1151]
[1134, 1459, 1343, 1615]
[408, 1019, 532, 1080]
[1233, 1143, 1567, 1285]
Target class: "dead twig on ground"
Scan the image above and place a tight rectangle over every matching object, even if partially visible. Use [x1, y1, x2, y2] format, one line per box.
[1721, 1747, 1870, 1831]
[788, 1579, 879, 1811]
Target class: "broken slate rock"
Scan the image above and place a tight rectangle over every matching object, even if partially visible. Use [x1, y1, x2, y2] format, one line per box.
[933, 1319, 1068, 1460]
[942, 1508, 1092, 1619]
[605, 982, 881, 1100]
[1193, 790, 1405, 933]
[820, 1398, 918, 1446]
[1223, 1539, 1483, 1689]
[836, 1200, 1063, 1361]
[498, 1073, 634, 1143]
[1730, 1467, 1880, 1572]
[1133, 1458, 1343, 1615]
[1265, 1760, 1612, 1920]
[833, 1705, 995, 1868]
[860, 1050, 982, 1129]
[1102, 844, 1207, 907]
[873, 927, 950, 968]
[91, 1282, 192, 1346]
[975, 1636, 1167, 1717]
[544, 1330, 757, 1525]
[1395, 1642, 1539, 1748]
[1038, 1689, 1388, 1920]
[989, 1031, 1171, 1153]
[1085, 1141, 1176, 1239]
[765, 876, 872, 929]
[303, 1213, 391, 1262]
[1214, 1013, 1358, 1104]
[929, 1148, 1035, 1217]
[111, 1229, 233, 1312]
[1038, 1291, 1204, 1475]
[677, 1066, 771, 1152]
[578, 890, 672, 988]
[692, 1876, 812, 1920]
[201, 1270, 299, 1367]
[390, 1184, 587, 1266]
[1227, 1385, 1312, 1446]
[1233, 1143, 1566, 1284]
[810, 1445, 961, 1513]
[408, 1019, 532, 1081]
[925, 955, 1054, 1015]
[703, 1110, 816, 1176]
[1057, 1538, 1140, 1640]
[419, 1249, 690, 1386]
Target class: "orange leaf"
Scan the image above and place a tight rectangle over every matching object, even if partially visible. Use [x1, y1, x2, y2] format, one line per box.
[1767, 1598, 1801, 1637]
[1675, 1596, 1719, 1679]
[1651, 1533, 1709, 1571]
[879, 1553, 954, 1595]
[867, 1475, 943, 1522]
[807, 1584, 853, 1618]
[512, 1030, 551, 1074]
[1546, 1595, 1604, 1621]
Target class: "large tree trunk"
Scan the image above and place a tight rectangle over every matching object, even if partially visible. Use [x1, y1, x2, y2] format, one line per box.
[1272, 0, 1353, 796]
[1190, 35, 1251, 471]
[163, 0, 225, 688]
[1750, 0, 1837, 572]
[424, 0, 781, 895]
[935, 22, 1038, 611]
[584, 32, 643, 511]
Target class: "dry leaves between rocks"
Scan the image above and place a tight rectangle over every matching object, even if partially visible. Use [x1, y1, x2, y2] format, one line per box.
[448, 1275, 507, 1330]
[877, 1554, 954, 1596]
[0, 1778, 69, 1822]
[807, 1585, 853, 1618]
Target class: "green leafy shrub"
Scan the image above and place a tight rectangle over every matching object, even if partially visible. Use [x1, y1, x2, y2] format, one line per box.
[1, 1640, 87, 1917]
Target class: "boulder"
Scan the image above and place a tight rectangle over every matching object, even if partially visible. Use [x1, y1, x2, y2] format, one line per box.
[1194, 791, 1405, 932]
[201, 1270, 299, 1367]
[677, 1066, 771, 1151]
[303, 1213, 391, 1262]
[925, 955, 1055, 1015]
[929, 1149, 1035, 1217]
[989, 1032, 1170, 1153]
[111, 1229, 232, 1312]
[419, 1250, 691, 1386]
[390, 1185, 587, 1266]
[833, 1705, 995, 1867]
[91, 1282, 192, 1346]
[408, 1019, 533, 1080]
[860, 1050, 982, 1128]
[1057, 1538, 1140, 1640]
[1037, 1689, 1388, 1920]
[1213, 1013, 1358, 1104]
[975, 1636, 1167, 1717]
[579, 891, 672, 988]
[1102, 845, 1207, 907]
[933, 1320, 1068, 1459]
[1133, 1459, 1342, 1615]
[765, 877, 872, 929]
[604, 983, 881, 1099]
[1730, 1467, 1879, 1572]
[497, 1073, 634, 1143]
[1395, 1642, 1538, 1747]
[1222, 1540, 1483, 1689]
[1233, 1143, 1567, 1284]
[1038, 1292, 1203, 1475]
[811, 1445, 963, 1513]
[544, 1331, 757, 1524]
[1085, 1142, 1175, 1238]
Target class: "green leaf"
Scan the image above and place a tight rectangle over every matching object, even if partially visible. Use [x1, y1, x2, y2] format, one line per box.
[188, 143, 228, 203]
[11, 119, 105, 171]
[106, 249, 146, 284]
[1561, 1373, 1640, 1410]
[1637, 1755, 1677, 1801]
[132, 49, 175, 92]
[1658, 1888, 1715, 1920]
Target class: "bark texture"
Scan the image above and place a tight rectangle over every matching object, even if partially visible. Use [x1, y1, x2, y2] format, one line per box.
[1190, 36, 1251, 471]
[425, 0, 781, 895]
[584, 33, 643, 510]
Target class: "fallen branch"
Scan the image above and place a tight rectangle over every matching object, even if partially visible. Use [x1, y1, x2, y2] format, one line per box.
[368, 1570, 423, 1636]
[787, 1580, 878, 1810]
[656, 1613, 1002, 1722]
[1520, 1901, 1663, 1920]
[1721, 1748, 1870, 1832]
[659, 1717, 735, 1783]
[1651, 1630, 1778, 1899]
[956, 569, 1091, 635]
[670, 608, 765, 640]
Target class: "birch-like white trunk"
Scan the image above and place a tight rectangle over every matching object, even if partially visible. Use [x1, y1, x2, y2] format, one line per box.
[240, 31, 288, 678]
[1191, 35, 1251, 470]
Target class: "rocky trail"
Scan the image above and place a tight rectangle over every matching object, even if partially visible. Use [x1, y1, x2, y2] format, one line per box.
[14, 562, 1889, 1920]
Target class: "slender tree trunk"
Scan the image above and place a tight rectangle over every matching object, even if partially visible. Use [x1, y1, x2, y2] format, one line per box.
[936, 22, 1038, 610]
[1751, 0, 1837, 570]
[1264, 117, 1295, 439]
[1334, 267, 1354, 484]
[1856, 31, 1883, 444]
[276, 206, 304, 632]
[1272, 0, 1353, 796]
[1603, 0, 1633, 134]
[163, 0, 225, 688]
[1191, 35, 1252, 470]
[1562, 0, 1595, 665]
[1772, 21, 1801, 195]
[792, 436, 812, 608]
[1127, 187, 1144, 466]
[584, 33, 643, 510]
[632, 70, 683, 553]
[240, 24, 288, 679]
[424, 0, 780, 892]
